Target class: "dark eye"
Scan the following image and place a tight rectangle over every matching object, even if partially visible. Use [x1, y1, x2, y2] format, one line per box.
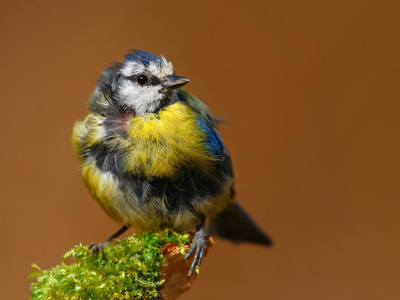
[137, 75, 149, 85]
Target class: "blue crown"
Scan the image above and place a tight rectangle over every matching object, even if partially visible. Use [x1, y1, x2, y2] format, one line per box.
[124, 50, 163, 66]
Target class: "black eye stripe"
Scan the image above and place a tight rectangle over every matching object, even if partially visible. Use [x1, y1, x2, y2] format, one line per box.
[149, 76, 161, 86]
[130, 74, 161, 86]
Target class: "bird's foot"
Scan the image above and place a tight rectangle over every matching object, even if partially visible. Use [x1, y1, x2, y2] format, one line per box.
[88, 242, 108, 255]
[88, 225, 130, 255]
[184, 227, 207, 278]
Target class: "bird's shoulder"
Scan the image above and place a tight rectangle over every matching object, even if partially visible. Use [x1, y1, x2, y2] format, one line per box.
[174, 89, 216, 127]
[173, 89, 230, 161]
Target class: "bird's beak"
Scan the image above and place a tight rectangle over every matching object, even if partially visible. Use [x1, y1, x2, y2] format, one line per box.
[162, 75, 190, 92]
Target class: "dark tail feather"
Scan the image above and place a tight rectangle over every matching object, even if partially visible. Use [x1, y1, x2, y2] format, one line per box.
[208, 203, 272, 246]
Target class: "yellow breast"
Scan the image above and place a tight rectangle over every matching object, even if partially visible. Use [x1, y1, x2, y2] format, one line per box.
[123, 102, 217, 179]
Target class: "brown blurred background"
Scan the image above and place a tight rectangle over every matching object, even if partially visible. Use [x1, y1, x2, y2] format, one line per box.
[1, 1, 400, 299]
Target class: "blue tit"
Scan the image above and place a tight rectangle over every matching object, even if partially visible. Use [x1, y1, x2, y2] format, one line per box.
[72, 50, 272, 277]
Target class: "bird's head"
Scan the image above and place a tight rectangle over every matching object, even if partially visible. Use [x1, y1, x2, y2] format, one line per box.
[109, 50, 189, 116]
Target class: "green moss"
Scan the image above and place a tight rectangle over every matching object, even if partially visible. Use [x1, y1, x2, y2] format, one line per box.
[30, 230, 190, 300]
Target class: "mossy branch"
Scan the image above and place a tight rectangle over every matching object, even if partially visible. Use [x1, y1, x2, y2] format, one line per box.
[30, 229, 209, 300]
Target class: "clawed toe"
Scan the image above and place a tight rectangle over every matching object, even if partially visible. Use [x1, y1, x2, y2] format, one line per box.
[88, 242, 106, 255]
[184, 227, 207, 278]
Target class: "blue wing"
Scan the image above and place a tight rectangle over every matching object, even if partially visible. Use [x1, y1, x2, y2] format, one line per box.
[176, 89, 233, 175]
[196, 119, 226, 157]
[196, 119, 233, 177]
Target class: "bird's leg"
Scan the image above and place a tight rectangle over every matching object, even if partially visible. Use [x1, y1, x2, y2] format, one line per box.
[184, 217, 207, 278]
[89, 225, 130, 255]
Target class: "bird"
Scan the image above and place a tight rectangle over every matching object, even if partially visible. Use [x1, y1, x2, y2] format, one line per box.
[72, 50, 272, 277]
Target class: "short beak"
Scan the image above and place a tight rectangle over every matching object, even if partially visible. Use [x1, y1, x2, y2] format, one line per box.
[162, 75, 190, 92]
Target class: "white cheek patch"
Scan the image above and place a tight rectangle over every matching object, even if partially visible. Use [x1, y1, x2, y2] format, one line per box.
[117, 80, 164, 116]
[116, 55, 175, 115]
